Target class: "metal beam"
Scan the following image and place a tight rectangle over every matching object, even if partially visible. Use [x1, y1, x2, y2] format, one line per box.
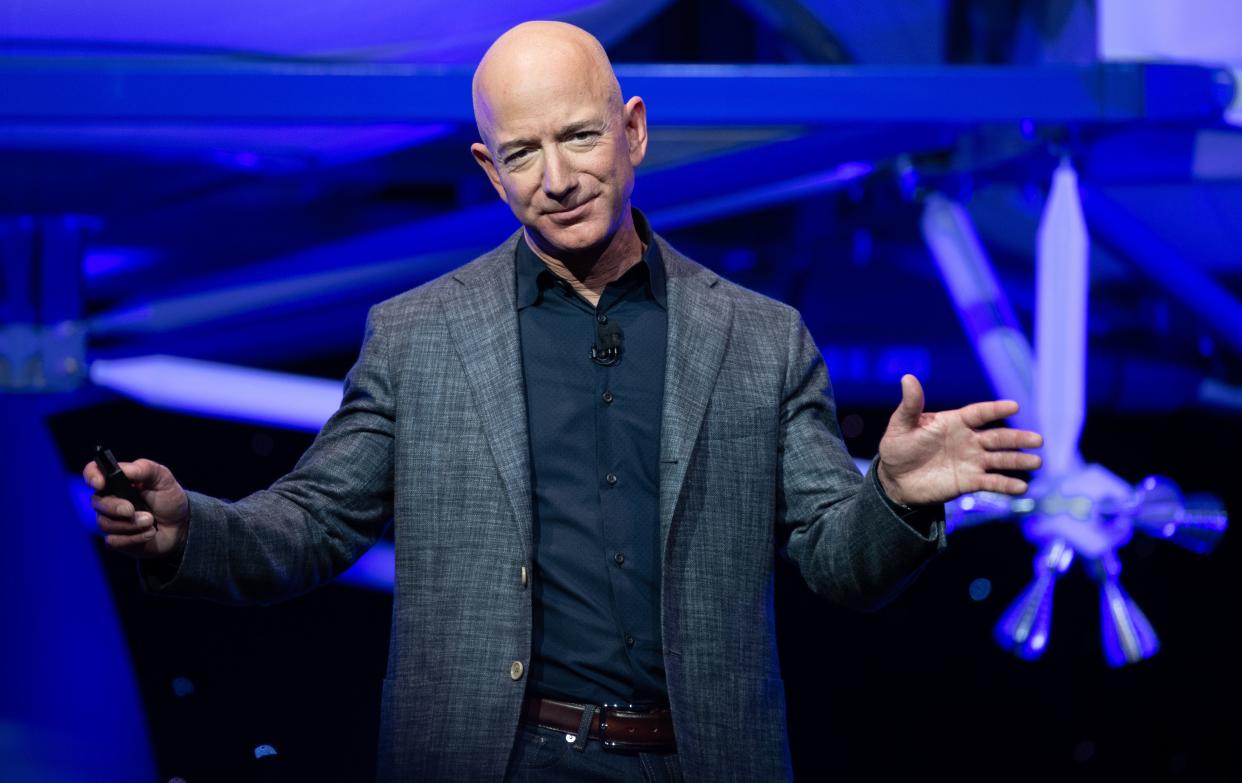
[921, 193, 1037, 431]
[647, 161, 870, 230]
[1084, 188, 1242, 357]
[86, 127, 947, 339]
[1, 61, 1232, 124]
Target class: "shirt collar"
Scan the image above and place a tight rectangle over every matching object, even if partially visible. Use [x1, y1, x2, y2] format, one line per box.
[515, 207, 666, 310]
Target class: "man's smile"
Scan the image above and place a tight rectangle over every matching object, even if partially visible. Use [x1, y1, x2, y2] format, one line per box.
[545, 195, 596, 224]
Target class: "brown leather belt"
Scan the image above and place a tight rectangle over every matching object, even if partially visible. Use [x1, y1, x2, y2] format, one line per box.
[521, 696, 676, 753]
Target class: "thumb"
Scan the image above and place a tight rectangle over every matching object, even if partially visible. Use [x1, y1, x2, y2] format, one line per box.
[119, 458, 164, 489]
[891, 374, 925, 429]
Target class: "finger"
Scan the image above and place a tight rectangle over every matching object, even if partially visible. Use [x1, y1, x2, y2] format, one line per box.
[976, 473, 1029, 495]
[959, 399, 1020, 429]
[979, 428, 1044, 451]
[892, 374, 925, 428]
[82, 462, 104, 492]
[97, 512, 155, 535]
[92, 494, 135, 518]
[105, 529, 157, 549]
[984, 451, 1042, 472]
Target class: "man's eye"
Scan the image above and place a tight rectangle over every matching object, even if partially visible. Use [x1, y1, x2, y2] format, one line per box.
[505, 149, 531, 164]
[572, 132, 596, 142]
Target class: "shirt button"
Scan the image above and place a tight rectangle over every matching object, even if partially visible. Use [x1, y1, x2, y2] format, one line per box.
[625, 636, 635, 648]
[605, 472, 617, 486]
[597, 313, 608, 324]
[602, 390, 614, 404]
[510, 660, 524, 680]
[614, 552, 625, 566]
[520, 566, 528, 588]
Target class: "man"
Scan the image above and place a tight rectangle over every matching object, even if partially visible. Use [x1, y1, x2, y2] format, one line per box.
[84, 21, 1041, 782]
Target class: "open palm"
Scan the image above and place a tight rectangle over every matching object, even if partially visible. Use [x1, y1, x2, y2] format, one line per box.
[876, 375, 1043, 506]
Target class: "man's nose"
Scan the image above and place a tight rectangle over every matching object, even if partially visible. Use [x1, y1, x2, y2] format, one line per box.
[541, 147, 577, 200]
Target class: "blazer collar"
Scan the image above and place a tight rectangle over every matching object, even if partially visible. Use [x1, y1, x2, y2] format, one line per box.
[654, 237, 733, 558]
[440, 230, 534, 559]
[438, 223, 734, 564]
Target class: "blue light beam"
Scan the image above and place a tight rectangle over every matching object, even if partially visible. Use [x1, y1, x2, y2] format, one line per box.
[89, 355, 341, 431]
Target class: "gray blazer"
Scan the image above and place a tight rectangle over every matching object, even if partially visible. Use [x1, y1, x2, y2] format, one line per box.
[142, 228, 946, 781]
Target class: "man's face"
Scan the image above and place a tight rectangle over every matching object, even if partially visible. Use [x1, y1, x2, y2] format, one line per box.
[471, 55, 647, 258]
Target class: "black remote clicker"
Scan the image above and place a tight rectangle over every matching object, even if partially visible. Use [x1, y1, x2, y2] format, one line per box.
[94, 446, 155, 528]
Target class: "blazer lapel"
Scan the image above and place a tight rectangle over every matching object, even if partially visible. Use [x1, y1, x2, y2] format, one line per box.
[439, 232, 534, 559]
[657, 239, 734, 558]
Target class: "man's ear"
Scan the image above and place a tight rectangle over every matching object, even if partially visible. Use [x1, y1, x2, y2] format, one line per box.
[471, 142, 509, 204]
[623, 96, 648, 168]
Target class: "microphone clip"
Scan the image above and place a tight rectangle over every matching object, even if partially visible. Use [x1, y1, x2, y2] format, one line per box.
[591, 320, 623, 367]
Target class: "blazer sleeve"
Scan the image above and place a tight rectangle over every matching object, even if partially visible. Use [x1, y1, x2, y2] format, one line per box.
[776, 306, 946, 611]
[136, 304, 397, 605]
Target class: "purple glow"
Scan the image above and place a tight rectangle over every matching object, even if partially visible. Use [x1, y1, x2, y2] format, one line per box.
[1035, 159, 1088, 477]
[921, 194, 1037, 432]
[89, 355, 342, 431]
[69, 477, 100, 534]
[335, 541, 395, 591]
[874, 346, 930, 382]
[927, 169, 1228, 665]
[995, 539, 1076, 660]
[1098, 576, 1160, 667]
[1025, 464, 1132, 559]
[83, 247, 157, 278]
[1130, 478, 1227, 554]
[821, 345, 930, 385]
[649, 162, 873, 230]
[946, 491, 1023, 533]
[1, 1, 636, 61]
[995, 568, 1055, 661]
[1099, 0, 1242, 65]
[226, 151, 260, 169]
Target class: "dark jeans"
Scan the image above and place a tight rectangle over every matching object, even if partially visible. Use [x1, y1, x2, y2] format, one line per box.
[503, 722, 683, 782]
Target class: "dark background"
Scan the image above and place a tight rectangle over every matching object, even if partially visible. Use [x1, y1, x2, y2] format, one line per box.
[49, 396, 1238, 782]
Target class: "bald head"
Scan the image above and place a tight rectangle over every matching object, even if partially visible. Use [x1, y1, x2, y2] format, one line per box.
[468, 21, 648, 266]
[472, 21, 622, 148]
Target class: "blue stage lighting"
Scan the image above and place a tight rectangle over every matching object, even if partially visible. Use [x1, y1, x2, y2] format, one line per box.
[1128, 476, 1227, 555]
[968, 578, 992, 602]
[89, 355, 342, 431]
[1092, 553, 1160, 666]
[994, 539, 1072, 660]
[925, 161, 1228, 666]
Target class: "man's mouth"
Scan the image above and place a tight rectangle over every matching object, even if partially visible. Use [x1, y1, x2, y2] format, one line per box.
[546, 197, 595, 222]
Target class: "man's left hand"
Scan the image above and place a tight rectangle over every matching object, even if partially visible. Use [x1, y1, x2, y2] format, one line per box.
[875, 374, 1042, 506]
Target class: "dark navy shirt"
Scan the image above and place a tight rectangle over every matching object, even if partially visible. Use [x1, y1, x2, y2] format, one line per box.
[516, 212, 668, 706]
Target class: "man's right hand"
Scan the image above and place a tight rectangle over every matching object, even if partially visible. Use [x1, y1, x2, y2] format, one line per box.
[82, 458, 191, 560]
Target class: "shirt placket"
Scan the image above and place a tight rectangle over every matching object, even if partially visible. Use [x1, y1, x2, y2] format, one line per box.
[593, 290, 644, 694]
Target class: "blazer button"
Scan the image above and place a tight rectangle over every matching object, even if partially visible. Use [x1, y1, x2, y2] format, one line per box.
[510, 660, 525, 681]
